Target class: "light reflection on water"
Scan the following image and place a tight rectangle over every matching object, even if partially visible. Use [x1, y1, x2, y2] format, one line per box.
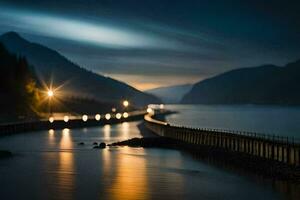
[59, 129, 74, 200]
[105, 147, 149, 200]
[44, 128, 76, 200]
[0, 118, 298, 199]
[103, 124, 111, 139]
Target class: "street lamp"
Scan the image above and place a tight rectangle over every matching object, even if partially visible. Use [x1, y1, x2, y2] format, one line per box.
[64, 115, 69, 122]
[47, 89, 54, 117]
[105, 113, 111, 120]
[95, 114, 101, 121]
[116, 113, 122, 119]
[49, 116, 54, 123]
[123, 112, 129, 118]
[82, 114, 88, 122]
[123, 100, 129, 108]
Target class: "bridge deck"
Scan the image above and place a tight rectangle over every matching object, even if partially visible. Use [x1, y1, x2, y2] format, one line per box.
[0, 110, 147, 135]
[144, 113, 300, 167]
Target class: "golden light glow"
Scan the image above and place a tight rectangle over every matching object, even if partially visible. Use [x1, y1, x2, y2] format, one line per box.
[82, 114, 88, 122]
[95, 114, 101, 121]
[112, 108, 116, 112]
[64, 115, 69, 122]
[108, 148, 149, 200]
[37, 80, 68, 113]
[47, 90, 54, 97]
[105, 113, 111, 120]
[123, 100, 129, 107]
[123, 112, 129, 118]
[116, 113, 122, 119]
[49, 116, 54, 123]
[147, 108, 153, 114]
[159, 104, 164, 109]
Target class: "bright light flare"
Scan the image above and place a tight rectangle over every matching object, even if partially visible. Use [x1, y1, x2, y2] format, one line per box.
[116, 113, 122, 119]
[123, 112, 129, 118]
[47, 90, 54, 97]
[63, 115, 69, 122]
[95, 114, 101, 121]
[159, 104, 164, 109]
[105, 113, 111, 120]
[82, 114, 88, 122]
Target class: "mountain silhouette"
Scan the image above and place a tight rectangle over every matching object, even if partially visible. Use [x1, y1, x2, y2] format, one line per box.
[146, 84, 192, 103]
[0, 32, 160, 107]
[181, 60, 300, 105]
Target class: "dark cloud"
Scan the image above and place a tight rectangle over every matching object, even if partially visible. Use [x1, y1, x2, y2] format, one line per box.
[0, 0, 299, 90]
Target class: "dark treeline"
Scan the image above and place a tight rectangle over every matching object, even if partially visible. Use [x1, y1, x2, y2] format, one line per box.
[0, 42, 40, 120]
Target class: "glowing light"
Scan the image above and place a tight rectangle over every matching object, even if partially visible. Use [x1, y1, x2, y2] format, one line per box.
[123, 100, 129, 107]
[64, 115, 69, 122]
[123, 112, 129, 118]
[47, 90, 54, 97]
[82, 115, 88, 122]
[147, 108, 154, 114]
[105, 113, 111, 120]
[49, 129, 54, 135]
[49, 117, 54, 123]
[159, 104, 164, 109]
[112, 108, 116, 112]
[116, 113, 122, 119]
[95, 114, 101, 121]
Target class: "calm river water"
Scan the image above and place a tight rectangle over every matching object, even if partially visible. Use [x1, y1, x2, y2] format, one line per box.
[0, 105, 299, 200]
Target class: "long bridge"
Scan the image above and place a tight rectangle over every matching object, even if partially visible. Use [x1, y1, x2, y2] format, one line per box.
[144, 112, 300, 168]
[0, 110, 146, 135]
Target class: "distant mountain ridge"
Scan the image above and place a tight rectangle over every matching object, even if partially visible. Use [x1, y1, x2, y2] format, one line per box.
[181, 60, 300, 105]
[146, 84, 192, 103]
[0, 32, 160, 107]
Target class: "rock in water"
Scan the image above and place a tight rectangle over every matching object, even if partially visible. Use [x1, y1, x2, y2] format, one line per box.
[99, 142, 106, 148]
[93, 142, 106, 149]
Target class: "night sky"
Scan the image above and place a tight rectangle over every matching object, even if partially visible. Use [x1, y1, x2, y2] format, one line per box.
[0, 0, 300, 90]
